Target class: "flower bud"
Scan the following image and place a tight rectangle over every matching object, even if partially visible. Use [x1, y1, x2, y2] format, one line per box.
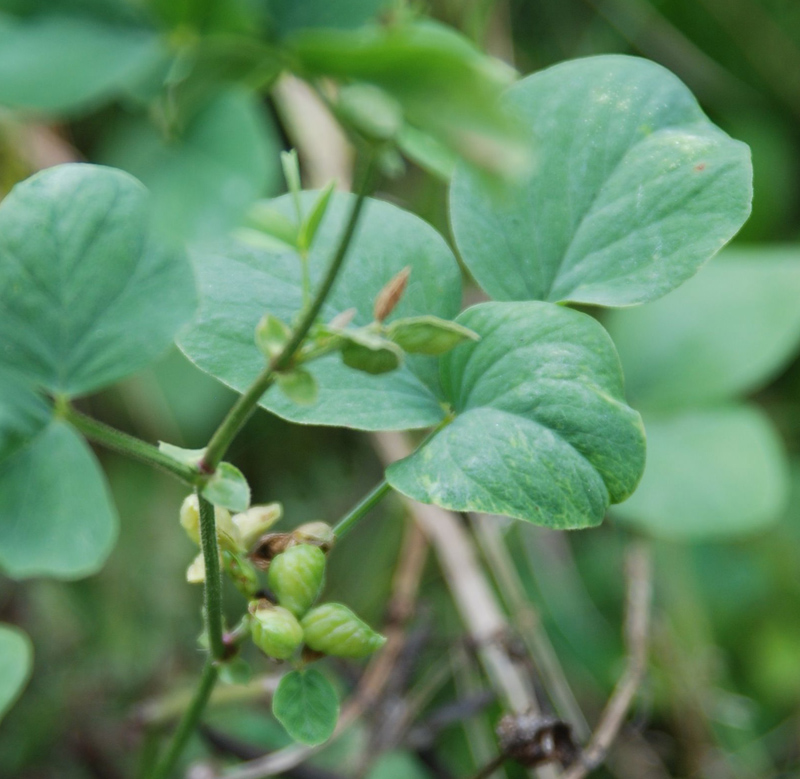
[186, 553, 205, 584]
[268, 545, 326, 617]
[233, 503, 282, 550]
[179, 494, 240, 551]
[291, 522, 335, 553]
[300, 603, 386, 659]
[250, 602, 304, 660]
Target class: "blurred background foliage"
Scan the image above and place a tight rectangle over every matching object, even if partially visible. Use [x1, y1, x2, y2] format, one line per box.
[2, 0, 800, 778]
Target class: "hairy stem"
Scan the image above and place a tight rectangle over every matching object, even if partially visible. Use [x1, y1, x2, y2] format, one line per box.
[201, 155, 377, 473]
[333, 479, 393, 539]
[59, 403, 198, 485]
[149, 661, 219, 779]
[199, 493, 226, 661]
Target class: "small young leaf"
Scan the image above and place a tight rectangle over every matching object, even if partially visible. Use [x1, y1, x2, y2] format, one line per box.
[218, 657, 253, 686]
[281, 150, 303, 221]
[158, 442, 205, 467]
[202, 462, 251, 513]
[298, 181, 337, 254]
[336, 83, 404, 142]
[272, 669, 339, 746]
[0, 624, 33, 723]
[256, 314, 292, 361]
[277, 369, 319, 405]
[386, 316, 479, 355]
[339, 330, 403, 375]
[243, 202, 300, 249]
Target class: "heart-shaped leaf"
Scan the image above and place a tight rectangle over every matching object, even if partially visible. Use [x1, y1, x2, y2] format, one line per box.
[0, 624, 32, 722]
[450, 55, 753, 307]
[0, 420, 118, 579]
[0, 14, 163, 114]
[180, 191, 462, 430]
[386, 302, 646, 528]
[0, 163, 197, 398]
[606, 248, 800, 410]
[612, 406, 789, 539]
[272, 668, 339, 745]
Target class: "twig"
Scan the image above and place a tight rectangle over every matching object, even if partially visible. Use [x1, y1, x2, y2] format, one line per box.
[371, 432, 562, 779]
[563, 541, 653, 779]
[471, 515, 590, 741]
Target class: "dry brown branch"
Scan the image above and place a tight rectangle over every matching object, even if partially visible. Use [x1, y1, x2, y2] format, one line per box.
[471, 514, 590, 741]
[372, 432, 563, 779]
[563, 540, 653, 779]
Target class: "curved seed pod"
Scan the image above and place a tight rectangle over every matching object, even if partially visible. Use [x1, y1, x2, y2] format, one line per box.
[268, 545, 326, 617]
[250, 603, 304, 660]
[291, 522, 335, 553]
[300, 603, 386, 659]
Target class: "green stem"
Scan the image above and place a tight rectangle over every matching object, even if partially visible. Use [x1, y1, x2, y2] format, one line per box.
[334, 479, 393, 539]
[201, 154, 377, 473]
[149, 661, 219, 779]
[198, 493, 225, 661]
[59, 403, 198, 485]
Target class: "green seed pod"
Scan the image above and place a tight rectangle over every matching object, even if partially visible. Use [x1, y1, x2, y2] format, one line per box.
[300, 603, 386, 659]
[291, 522, 335, 553]
[250, 603, 304, 660]
[268, 545, 326, 617]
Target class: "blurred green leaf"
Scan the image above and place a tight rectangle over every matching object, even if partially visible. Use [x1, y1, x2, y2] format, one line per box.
[180, 191, 462, 430]
[0, 624, 32, 722]
[397, 124, 458, 180]
[0, 13, 163, 114]
[338, 329, 403, 375]
[276, 368, 319, 405]
[387, 302, 646, 528]
[298, 181, 336, 253]
[613, 406, 789, 539]
[289, 21, 524, 174]
[606, 248, 800, 410]
[450, 55, 753, 306]
[0, 369, 51, 464]
[272, 668, 339, 745]
[367, 751, 432, 779]
[268, 0, 390, 36]
[0, 421, 118, 578]
[0, 164, 197, 397]
[101, 87, 280, 242]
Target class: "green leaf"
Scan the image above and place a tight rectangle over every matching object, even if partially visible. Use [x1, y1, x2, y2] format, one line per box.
[100, 88, 280, 242]
[243, 203, 299, 250]
[289, 21, 526, 175]
[336, 83, 404, 142]
[180, 190, 462, 430]
[256, 314, 292, 360]
[338, 329, 403, 375]
[397, 124, 458, 181]
[202, 462, 250, 513]
[0, 369, 51, 464]
[0, 624, 32, 722]
[386, 316, 479, 355]
[606, 248, 800, 410]
[0, 13, 163, 114]
[386, 302, 645, 528]
[612, 406, 789, 539]
[0, 163, 197, 398]
[272, 669, 339, 746]
[268, 0, 391, 36]
[0, 421, 118, 579]
[450, 55, 753, 307]
[277, 369, 318, 405]
[298, 181, 336, 253]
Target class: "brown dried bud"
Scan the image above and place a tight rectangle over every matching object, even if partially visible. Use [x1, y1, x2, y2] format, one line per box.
[248, 532, 293, 570]
[496, 714, 579, 769]
[373, 266, 411, 322]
